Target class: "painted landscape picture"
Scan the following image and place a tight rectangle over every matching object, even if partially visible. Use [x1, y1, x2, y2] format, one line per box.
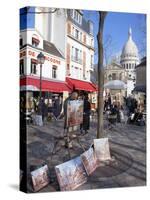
[81, 147, 98, 175]
[94, 138, 111, 162]
[31, 165, 49, 192]
[67, 100, 83, 127]
[55, 157, 87, 191]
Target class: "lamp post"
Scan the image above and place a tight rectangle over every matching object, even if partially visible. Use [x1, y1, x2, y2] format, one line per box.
[37, 52, 45, 99]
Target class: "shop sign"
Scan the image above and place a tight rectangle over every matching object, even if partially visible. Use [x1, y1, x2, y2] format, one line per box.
[28, 50, 61, 65]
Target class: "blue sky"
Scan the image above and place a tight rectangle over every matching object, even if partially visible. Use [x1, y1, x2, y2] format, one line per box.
[83, 10, 146, 64]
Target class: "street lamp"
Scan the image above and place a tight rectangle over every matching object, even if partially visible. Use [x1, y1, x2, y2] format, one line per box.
[37, 52, 45, 99]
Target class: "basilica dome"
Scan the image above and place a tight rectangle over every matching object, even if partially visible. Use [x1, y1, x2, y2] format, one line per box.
[121, 28, 138, 59]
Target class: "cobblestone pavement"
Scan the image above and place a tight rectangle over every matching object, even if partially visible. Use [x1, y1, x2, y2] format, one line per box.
[26, 117, 146, 193]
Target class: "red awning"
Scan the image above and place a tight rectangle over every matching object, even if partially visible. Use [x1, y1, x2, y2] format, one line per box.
[66, 77, 97, 92]
[20, 76, 71, 93]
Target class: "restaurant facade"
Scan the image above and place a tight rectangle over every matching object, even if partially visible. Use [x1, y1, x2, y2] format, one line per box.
[20, 7, 97, 107]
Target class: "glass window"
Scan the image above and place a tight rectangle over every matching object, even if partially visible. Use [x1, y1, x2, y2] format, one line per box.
[80, 32, 82, 41]
[20, 59, 24, 75]
[71, 46, 74, 57]
[75, 48, 79, 61]
[52, 66, 57, 79]
[32, 37, 39, 47]
[112, 73, 116, 80]
[129, 63, 131, 69]
[31, 59, 37, 74]
[20, 38, 23, 47]
[75, 29, 79, 40]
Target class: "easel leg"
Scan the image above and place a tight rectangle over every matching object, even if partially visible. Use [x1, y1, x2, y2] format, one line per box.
[76, 136, 86, 152]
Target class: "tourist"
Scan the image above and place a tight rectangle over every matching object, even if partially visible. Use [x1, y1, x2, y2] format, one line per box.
[80, 93, 91, 134]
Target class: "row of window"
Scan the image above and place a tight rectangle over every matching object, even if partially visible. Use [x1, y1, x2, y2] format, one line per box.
[71, 26, 94, 46]
[20, 36, 40, 48]
[108, 73, 123, 81]
[108, 73, 135, 81]
[71, 10, 82, 25]
[71, 46, 93, 66]
[71, 65, 89, 80]
[123, 63, 136, 69]
[71, 47, 82, 64]
[20, 59, 57, 79]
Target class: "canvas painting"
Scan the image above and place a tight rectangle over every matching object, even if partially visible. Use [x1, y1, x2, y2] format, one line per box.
[55, 157, 87, 191]
[20, 5, 146, 193]
[31, 165, 49, 192]
[80, 147, 98, 175]
[94, 138, 111, 162]
[67, 100, 83, 127]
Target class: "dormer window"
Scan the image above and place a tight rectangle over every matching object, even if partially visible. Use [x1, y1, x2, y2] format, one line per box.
[32, 34, 40, 47]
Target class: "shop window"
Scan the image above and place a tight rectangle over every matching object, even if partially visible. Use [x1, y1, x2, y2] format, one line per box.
[52, 65, 57, 79]
[31, 59, 38, 74]
[20, 59, 24, 75]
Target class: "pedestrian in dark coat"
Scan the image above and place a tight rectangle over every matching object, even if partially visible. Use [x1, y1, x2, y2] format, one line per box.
[37, 98, 47, 122]
[80, 93, 91, 134]
[53, 96, 62, 119]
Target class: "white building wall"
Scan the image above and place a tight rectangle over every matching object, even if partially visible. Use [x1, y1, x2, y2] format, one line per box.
[20, 46, 66, 81]
[67, 33, 94, 81]
[20, 29, 43, 49]
[51, 9, 67, 57]
[34, 8, 67, 58]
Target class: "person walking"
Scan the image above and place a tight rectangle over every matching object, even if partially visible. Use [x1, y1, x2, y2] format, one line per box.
[53, 96, 62, 120]
[37, 98, 47, 122]
[80, 93, 91, 134]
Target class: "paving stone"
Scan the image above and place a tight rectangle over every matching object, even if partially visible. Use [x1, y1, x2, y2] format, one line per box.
[25, 116, 146, 192]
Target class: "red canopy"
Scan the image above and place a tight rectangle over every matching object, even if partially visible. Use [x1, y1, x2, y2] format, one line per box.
[66, 77, 97, 92]
[20, 76, 71, 93]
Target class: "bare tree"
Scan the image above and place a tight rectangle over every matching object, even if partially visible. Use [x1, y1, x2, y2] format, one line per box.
[136, 14, 146, 58]
[97, 11, 107, 139]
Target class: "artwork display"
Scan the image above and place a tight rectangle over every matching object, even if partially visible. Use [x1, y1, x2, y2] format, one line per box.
[67, 100, 83, 127]
[32, 115, 43, 126]
[55, 156, 87, 191]
[81, 147, 98, 175]
[94, 138, 111, 162]
[31, 165, 49, 192]
[19, 5, 146, 193]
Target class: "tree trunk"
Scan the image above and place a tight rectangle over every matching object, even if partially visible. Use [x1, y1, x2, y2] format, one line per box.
[97, 11, 107, 138]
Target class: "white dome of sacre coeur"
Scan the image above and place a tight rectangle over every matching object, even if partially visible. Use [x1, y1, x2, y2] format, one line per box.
[121, 28, 138, 58]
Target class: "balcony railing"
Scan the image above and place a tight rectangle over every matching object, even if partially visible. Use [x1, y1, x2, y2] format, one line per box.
[71, 56, 82, 64]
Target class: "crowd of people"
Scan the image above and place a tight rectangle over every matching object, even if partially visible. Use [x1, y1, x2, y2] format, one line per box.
[103, 94, 145, 126]
[20, 95, 63, 123]
[20, 91, 146, 133]
[20, 91, 92, 133]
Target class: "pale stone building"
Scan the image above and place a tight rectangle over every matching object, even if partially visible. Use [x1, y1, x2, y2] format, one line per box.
[104, 62, 127, 105]
[120, 28, 139, 96]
